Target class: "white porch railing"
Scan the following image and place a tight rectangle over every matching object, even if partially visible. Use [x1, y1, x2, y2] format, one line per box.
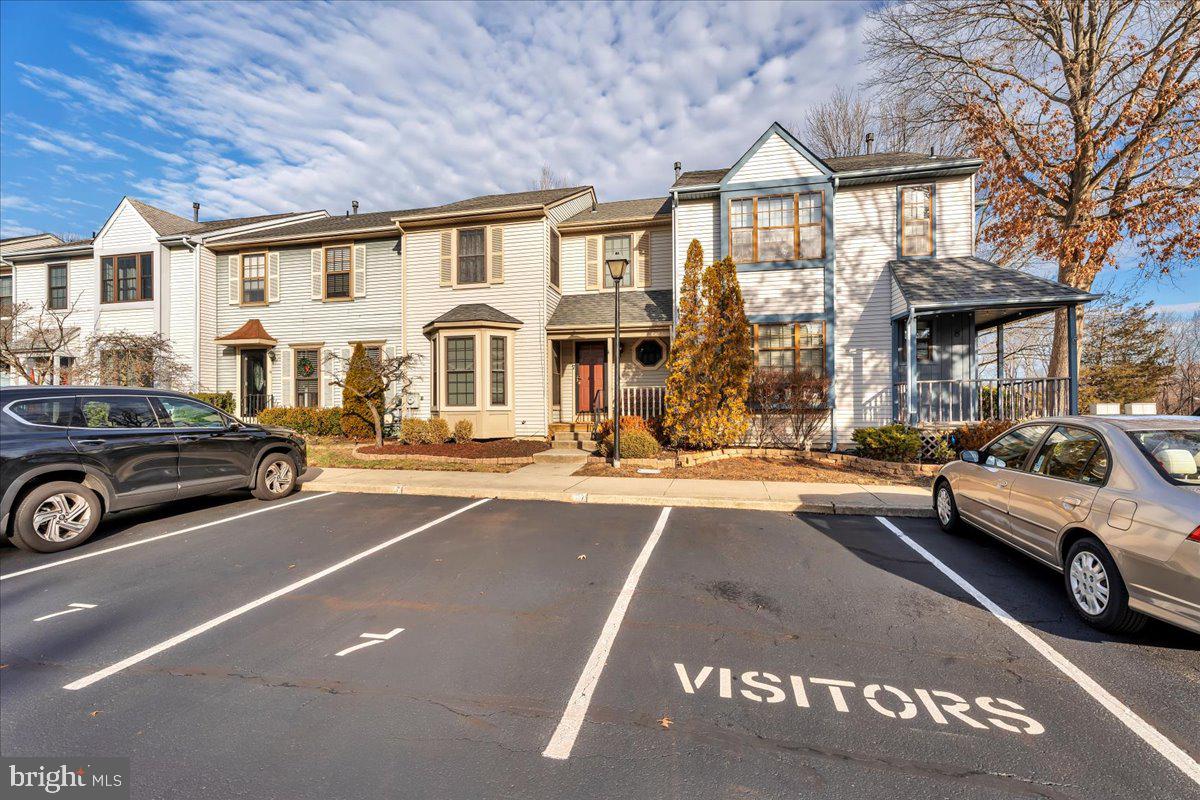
[621, 385, 666, 419]
[894, 377, 1070, 425]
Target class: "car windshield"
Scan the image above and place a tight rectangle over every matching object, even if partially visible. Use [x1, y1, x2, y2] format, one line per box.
[1129, 430, 1200, 485]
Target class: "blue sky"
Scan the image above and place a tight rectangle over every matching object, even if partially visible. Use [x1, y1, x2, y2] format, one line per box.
[1, 0, 1195, 313]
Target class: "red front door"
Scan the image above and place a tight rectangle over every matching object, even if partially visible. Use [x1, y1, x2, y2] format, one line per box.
[576, 342, 607, 414]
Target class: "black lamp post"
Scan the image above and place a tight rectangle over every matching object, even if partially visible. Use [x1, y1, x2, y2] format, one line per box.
[605, 255, 629, 468]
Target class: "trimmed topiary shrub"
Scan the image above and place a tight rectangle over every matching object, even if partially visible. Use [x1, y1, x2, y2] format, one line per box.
[427, 417, 451, 444]
[851, 424, 922, 463]
[257, 406, 343, 436]
[599, 428, 661, 459]
[191, 391, 234, 413]
[400, 418, 431, 444]
[453, 419, 474, 444]
[339, 343, 385, 439]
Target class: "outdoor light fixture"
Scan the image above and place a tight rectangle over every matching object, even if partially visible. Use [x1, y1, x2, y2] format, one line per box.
[606, 256, 629, 469]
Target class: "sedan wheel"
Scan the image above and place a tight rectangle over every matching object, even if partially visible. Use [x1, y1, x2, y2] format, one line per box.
[1069, 551, 1109, 615]
[933, 481, 961, 533]
[1062, 537, 1146, 634]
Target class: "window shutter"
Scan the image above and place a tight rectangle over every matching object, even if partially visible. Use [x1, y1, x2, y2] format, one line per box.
[585, 236, 600, 290]
[311, 249, 323, 300]
[353, 244, 367, 297]
[228, 255, 240, 305]
[337, 347, 350, 405]
[268, 252, 281, 303]
[440, 230, 453, 286]
[637, 230, 652, 288]
[321, 348, 334, 405]
[384, 345, 397, 402]
[488, 226, 504, 284]
[279, 347, 292, 406]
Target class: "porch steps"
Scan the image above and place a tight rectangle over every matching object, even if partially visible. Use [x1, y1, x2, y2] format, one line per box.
[531, 448, 591, 465]
[550, 429, 599, 452]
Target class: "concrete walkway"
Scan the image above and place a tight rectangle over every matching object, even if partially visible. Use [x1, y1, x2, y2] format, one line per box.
[298, 464, 934, 517]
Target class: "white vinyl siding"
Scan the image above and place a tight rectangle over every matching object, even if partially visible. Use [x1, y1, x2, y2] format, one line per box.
[168, 246, 197, 385]
[890, 275, 907, 318]
[558, 227, 670, 296]
[672, 199, 719, 304]
[726, 133, 823, 184]
[935, 175, 974, 257]
[739, 268, 824, 317]
[404, 219, 547, 435]
[94, 199, 162, 336]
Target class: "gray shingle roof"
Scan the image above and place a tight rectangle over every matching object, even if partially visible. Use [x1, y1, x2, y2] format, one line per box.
[427, 303, 522, 328]
[215, 187, 592, 245]
[127, 198, 317, 238]
[671, 152, 975, 189]
[547, 289, 673, 330]
[890, 257, 1095, 310]
[561, 197, 670, 227]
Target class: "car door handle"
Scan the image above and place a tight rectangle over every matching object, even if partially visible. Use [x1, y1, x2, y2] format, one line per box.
[996, 479, 1010, 488]
[73, 438, 105, 446]
[177, 434, 200, 443]
[1062, 496, 1082, 508]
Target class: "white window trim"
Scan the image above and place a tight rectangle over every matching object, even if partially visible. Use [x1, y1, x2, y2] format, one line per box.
[486, 331, 513, 410]
[441, 331, 481, 410]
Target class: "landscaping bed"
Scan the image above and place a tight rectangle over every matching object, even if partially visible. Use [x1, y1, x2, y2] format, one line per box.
[358, 440, 549, 459]
[574, 455, 933, 487]
[307, 443, 523, 473]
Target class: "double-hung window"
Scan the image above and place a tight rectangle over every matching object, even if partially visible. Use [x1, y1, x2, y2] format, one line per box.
[729, 193, 824, 263]
[241, 253, 266, 304]
[489, 336, 507, 406]
[754, 322, 825, 377]
[47, 264, 68, 310]
[549, 229, 561, 288]
[1, 270, 13, 318]
[457, 228, 486, 285]
[101, 252, 153, 303]
[446, 336, 475, 406]
[602, 235, 631, 287]
[294, 348, 320, 407]
[900, 185, 933, 256]
[324, 246, 351, 299]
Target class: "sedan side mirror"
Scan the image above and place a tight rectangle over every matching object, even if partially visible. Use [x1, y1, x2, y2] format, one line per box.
[960, 450, 980, 464]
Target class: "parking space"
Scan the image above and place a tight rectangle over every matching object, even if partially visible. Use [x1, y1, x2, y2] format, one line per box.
[1, 493, 1197, 799]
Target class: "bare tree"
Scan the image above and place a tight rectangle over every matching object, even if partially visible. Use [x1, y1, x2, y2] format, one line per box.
[532, 164, 570, 190]
[1159, 310, 1200, 414]
[0, 298, 82, 385]
[793, 86, 967, 158]
[324, 349, 418, 447]
[75, 331, 191, 389]
[779, 374, 832, 452]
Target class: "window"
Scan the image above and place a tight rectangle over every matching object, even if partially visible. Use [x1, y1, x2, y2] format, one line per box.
[549, 228, 561, 288]
[364, 345, 382, 366]
[551, 341, 562, 407]
[1129, 429, 1200, 486]
[635, 339, 664, 368]
[1, 270, 12, 317]
[101, 252, 152, 303]
[916, 320, 932, 363]
[7, 397, 78, 426]
[729, 193, 825, 263]
[602, 235, 631, 287]
[241, 253, 266, 304]
[158, 396, 225, 428]
[900, 185, 933, 256]
[983, 424, 1049, 469]
[78, 396, 160, 428]
[324, 246, 351, 299]
[295, 348, 320, 407]
[457, 228, 486, 285]
[489, 336, 507, 405]
[754, 322, 825, 377]
[446, 336, 475, 406]
[48, 264, 68, 310]
[1031, 426, 1107, 484]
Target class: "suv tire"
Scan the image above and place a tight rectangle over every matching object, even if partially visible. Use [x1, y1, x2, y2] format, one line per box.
[1064, 537, 1147, 634]
[253, 453, 298, 501]
[12, 481, 102, 553]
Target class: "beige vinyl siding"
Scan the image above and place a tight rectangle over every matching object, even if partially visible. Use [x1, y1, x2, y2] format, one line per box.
[739, 268, 824, 317]
[404, 219, 549, 435]
[673, 199, 719, 301]
[547, 191, 594, 226]
[834, 184, 898, 441]
[214, 237, 402, 407]
[0, 234, 62, 254]
[936, 175, 974, 257]
[727, 133, 823, 184]
[890, 275, 907, 318]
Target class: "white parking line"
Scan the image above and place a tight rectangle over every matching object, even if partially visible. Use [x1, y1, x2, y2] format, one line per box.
[34, 602, 97, 622]
[543, 506, 672, 761]
[0, 493, 335, 582]
[335, 627, 404, 657]
[875, 516, 1200, 787]
[63, 498, 489, 691]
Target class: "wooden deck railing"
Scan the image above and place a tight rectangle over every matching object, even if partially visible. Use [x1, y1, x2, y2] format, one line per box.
[894, 377, 1070, 424]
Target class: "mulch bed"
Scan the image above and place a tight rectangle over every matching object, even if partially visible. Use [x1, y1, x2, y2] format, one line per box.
[575, 456, 932, 487]
[359, 440, 550, 459]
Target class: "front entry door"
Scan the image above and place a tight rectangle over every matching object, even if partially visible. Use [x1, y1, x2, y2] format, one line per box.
[240, 349, 268, 418]
[576, 342, 607, 415]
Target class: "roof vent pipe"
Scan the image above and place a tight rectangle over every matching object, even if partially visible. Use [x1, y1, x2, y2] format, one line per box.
[192, 202, 200, 222]
[865, 133, 874, 155]
[352, 200, 359, 215]
[674, 161, 682, 181]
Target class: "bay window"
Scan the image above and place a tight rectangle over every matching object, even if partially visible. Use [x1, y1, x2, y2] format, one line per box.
[446, 336, 475, 406]
[489, 336, 507, 405]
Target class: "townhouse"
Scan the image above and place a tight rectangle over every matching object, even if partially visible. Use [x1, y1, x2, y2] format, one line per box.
[1, 123, 1095, 444]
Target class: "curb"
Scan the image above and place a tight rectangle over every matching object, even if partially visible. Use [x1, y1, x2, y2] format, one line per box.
[299, 482, 934, 518]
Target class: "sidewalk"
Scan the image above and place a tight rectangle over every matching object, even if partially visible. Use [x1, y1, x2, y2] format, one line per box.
[298, 462, 934, 517]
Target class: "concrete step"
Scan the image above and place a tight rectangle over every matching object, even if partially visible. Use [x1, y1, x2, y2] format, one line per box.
[551, 438, 599, 451]
[552, 431, 596, 442]
[532, 449, 590, 464]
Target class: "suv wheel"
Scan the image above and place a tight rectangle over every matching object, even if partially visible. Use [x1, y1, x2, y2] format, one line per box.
[253, 453, 297, 501]
[1064, 537, 1146, 634]
[12, 481, 102, 553]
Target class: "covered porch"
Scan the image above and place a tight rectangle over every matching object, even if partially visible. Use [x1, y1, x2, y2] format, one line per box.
[889, 257, 1098, 426]
[546, 289, 672, 425]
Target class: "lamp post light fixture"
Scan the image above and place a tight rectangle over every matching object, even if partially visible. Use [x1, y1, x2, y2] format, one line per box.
[605, 256, 629, 468]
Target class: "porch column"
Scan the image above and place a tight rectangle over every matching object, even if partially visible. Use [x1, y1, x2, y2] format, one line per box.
[906, 313, 917, 426]
[995, 324, 1005, 380]
[1067, 304, 1079, 415]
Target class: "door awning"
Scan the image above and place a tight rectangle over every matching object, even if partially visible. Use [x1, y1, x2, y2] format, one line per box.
[215, 318, 277, 346]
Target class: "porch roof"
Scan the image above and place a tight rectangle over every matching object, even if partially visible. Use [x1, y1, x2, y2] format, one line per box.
[215, 318, 277, 346]
[547, 289, 672, 333]
[890, 257, 1098, 328]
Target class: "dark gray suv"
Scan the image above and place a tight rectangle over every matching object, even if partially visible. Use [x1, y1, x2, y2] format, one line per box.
[0, 385, 307, 553]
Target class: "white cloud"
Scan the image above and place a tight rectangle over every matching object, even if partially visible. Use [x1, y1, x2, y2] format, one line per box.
[11, 121, 127, 161]
[11, 0, 876, 219]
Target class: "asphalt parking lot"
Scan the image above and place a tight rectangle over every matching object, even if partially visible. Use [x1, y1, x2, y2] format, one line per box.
[1, 491, 1197, 799]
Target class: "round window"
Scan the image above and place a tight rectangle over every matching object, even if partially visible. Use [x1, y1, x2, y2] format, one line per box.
[634, 339, 664, 368]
